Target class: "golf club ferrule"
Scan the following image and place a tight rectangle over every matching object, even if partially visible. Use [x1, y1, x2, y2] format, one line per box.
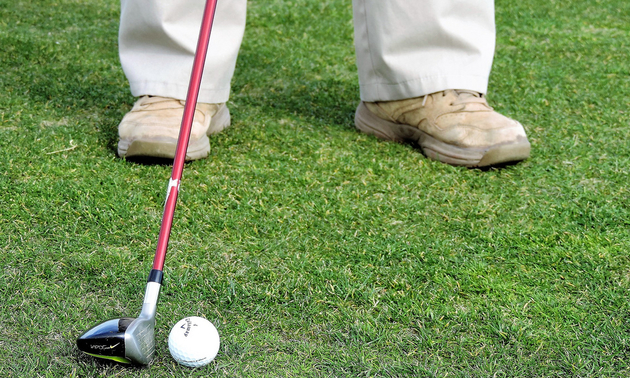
[148, 269, 163, 284]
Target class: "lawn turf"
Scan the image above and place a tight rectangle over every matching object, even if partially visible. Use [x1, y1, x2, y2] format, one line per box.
[0, 0, 629, 376]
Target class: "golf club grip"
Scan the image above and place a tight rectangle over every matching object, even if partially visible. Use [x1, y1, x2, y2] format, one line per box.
[152, 0, 219, 272]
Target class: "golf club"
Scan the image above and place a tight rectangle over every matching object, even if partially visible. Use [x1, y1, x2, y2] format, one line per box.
[76, 0, 220, 364]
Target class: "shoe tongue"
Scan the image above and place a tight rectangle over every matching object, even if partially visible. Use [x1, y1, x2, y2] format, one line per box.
[139, 96, 184, 110]
[453, 89, 481, 99]
[140, 96, 169, 104]
[451, 89, 488, 107]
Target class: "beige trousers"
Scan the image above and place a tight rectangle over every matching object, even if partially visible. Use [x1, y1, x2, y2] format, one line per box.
[119, 0, 496, 103]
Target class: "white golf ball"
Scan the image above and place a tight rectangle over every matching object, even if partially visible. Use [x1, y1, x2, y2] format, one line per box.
[168, 316, 220, 368]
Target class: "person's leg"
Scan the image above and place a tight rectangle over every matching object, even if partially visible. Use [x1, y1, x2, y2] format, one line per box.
[117, 0, 247, 159]
[352, 0, 530, 167]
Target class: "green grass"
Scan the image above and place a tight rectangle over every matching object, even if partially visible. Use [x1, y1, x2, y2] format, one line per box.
[1, 0, 630, 376]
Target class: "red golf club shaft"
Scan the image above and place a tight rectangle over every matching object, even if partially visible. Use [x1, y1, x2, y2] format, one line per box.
[152, 0, 219, 272]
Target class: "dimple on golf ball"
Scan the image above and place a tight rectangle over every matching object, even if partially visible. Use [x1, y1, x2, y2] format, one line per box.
[168, 316, 220, 368]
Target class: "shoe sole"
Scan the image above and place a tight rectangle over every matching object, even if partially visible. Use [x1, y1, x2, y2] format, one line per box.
[355, 102, 530, 168]
[118, 104, 231, 160]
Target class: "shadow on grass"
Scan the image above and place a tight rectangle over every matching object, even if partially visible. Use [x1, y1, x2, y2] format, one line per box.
[0, 10, 132, 156]
[232, 75, 359, 129]
[76, 353, 149, 372]
[123, 156, 176, 166]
